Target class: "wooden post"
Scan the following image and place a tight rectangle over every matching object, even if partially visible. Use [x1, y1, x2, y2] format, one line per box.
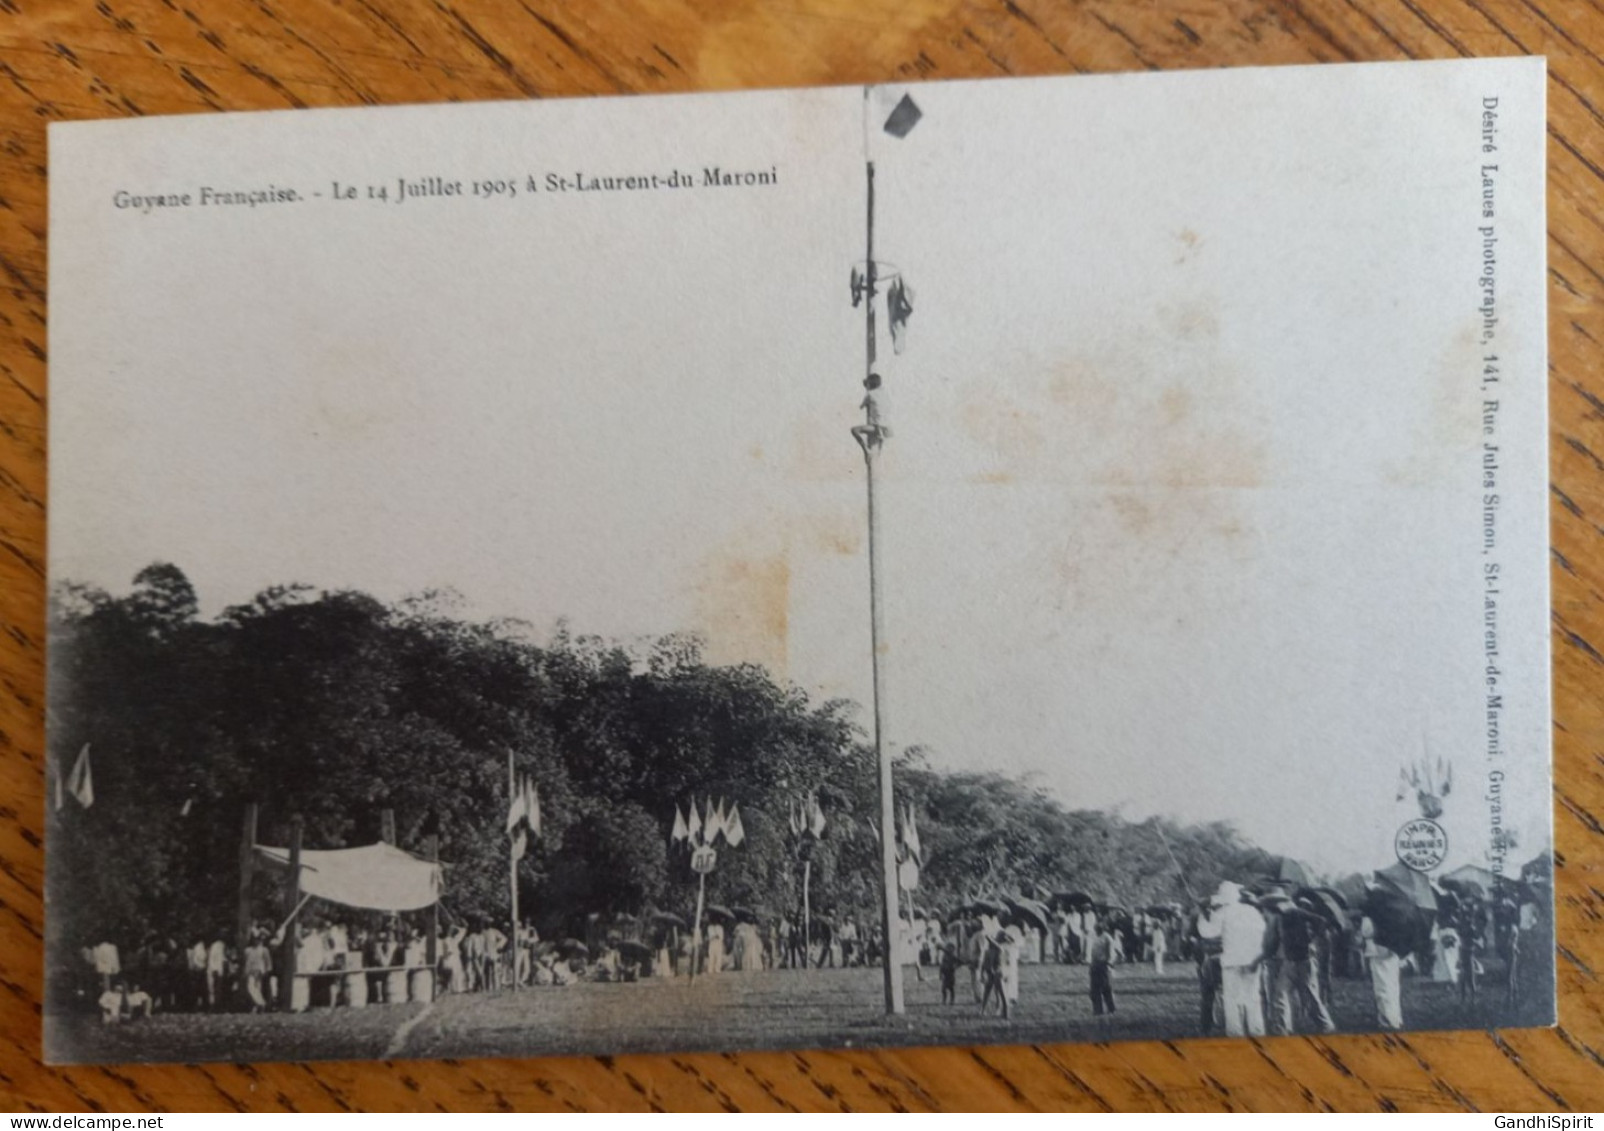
[802, 858, 812, 968]
[380, 807, 396, 845]
[509, 842, 519, 992]
[506, 750, 522, 992]
[279, 814, 302, 1011]
[236, 803, 258, 1007]
[853, 152, 903, 1015]
[689, 868, 706, 985]
[426, 833, 439, 968]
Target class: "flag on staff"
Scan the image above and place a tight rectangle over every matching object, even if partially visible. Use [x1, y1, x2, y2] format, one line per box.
[686, 797, 703, 844]
[705, 797, 726, 845]
[808, 791, 826, 837]
[65, 744, 93, 809]
[725, 802, 745, 848]
[671, 803, 688, 844]
[902, 802, 922, 865]
[506, 759, 539, 862]
[506, 763, 526, 834]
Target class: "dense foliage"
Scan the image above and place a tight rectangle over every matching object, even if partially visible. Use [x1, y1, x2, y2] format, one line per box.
[47, 564, 1279, 948]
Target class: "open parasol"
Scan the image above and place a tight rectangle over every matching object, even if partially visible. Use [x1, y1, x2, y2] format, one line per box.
[1251, 856, 1313, 895]
[731, 906, 762, 924]
[704, 904, 736, 923]
[1363, 878, 1434, 959]
[1439, 877, 1486, 902]
[559, 938, 590, 958]
[1376, 863, 1440, 912]
[962, 898, 1008, 918]
[1331, 873, 1369, 906]
[650, 911, 687, 931]
[1294, 887, 1348, 928]
[1051, 891, 1094, 911]
[616, 940, 654, 962]
[1004, 897, 1053, 933]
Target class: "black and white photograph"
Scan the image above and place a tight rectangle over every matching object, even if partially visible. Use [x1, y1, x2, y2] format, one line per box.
[43, 58, 1553, 1065]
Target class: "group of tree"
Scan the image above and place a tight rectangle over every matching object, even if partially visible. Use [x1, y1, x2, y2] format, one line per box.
[47, 563, 1279, 951]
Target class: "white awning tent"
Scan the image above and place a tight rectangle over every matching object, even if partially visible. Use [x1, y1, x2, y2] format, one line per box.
[254, 841, 442, 913]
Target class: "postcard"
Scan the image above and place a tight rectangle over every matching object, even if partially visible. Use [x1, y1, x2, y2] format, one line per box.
[44, 56, 1551, 1064]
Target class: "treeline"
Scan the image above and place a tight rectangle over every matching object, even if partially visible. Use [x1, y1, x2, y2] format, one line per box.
[47, 564, 1279, 947]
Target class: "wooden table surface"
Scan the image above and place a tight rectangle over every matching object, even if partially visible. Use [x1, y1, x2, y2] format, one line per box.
[1, 0, 1600, 1113]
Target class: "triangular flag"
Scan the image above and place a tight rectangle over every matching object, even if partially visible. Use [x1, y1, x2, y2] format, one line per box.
[506, 754, 525, 833]
[527, 775, 541, 838]
[705, 797, 725, 845]
[725, 802, 745, 848]
[808, 792, 826, 837]
[686, 798, 702, 844]
[903, 803, 922, 865]
[899, 855, 920, 892]
[671, 803, 688, 843]
[67, 744, 93, 809]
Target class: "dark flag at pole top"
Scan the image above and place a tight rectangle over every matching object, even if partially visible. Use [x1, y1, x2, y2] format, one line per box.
[883, 93, 923, 139]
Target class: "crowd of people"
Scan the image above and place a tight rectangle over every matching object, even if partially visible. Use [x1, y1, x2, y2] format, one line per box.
[69, 865, 1551, 1036]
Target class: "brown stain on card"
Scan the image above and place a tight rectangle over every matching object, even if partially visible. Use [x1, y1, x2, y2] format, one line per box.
[306, 340, 403, 441]
[690, 513, 859, 674]
[953, 297, 1269, 623]
[960, 296, 1266, 496]
[1383, 321, 1488, 487]
[694, 550, 790, 675]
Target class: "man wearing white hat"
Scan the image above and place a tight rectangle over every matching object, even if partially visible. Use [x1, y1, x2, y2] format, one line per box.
[1196, 881, 1269, 1036]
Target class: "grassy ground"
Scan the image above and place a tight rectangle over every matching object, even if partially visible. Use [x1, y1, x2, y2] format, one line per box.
[50, 960, 1552, 1066]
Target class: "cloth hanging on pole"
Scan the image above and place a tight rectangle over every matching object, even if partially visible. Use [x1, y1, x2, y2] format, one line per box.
[254, 841, 442, 912]
[886, 276, 913, 354]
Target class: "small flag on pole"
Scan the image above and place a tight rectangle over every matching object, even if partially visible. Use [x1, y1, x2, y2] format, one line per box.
[506, 755, 539, 857]
[672, 804, 688, 844]
[808, 792, 826, 838]
[903, 803, 922, 865]
[705, 797, 725, 845]
[67, 744, 93, 809]
[725, 802, 746, 848]
[686, 798, 702, 844]
[883, 93, 923, 139]
[506, 754, 524, 833]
